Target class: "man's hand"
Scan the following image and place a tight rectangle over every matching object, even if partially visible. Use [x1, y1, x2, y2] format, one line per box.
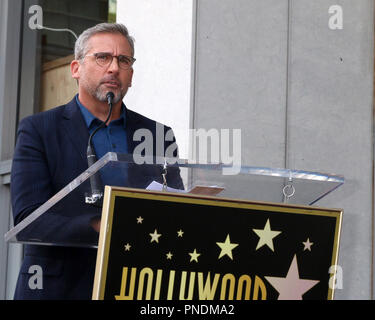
[90, 217, 101, 233]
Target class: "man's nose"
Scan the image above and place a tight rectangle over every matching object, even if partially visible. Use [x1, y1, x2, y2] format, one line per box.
[107, 56, 120, 73]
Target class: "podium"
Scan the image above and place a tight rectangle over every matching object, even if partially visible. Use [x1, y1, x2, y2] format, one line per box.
[5, 152, 344, 300]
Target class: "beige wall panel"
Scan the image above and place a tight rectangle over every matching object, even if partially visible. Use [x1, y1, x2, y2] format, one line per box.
[40, 55, 77, 111]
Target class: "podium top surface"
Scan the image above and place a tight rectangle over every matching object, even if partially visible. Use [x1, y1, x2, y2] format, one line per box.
[5, 152, 344, 247]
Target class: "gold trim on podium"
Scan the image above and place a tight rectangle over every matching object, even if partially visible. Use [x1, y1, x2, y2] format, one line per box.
[93, 186, 342, 300]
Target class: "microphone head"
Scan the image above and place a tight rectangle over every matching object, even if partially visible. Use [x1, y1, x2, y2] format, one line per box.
[106, 92, 115, 105]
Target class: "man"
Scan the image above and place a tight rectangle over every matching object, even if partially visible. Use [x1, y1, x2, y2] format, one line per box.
[11, 23, 183, 299]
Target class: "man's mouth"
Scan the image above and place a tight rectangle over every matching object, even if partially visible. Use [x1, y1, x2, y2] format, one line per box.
[103, 81, 120, 88]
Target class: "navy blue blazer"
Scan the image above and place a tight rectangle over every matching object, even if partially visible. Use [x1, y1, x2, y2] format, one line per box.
[11, 97, 183, 299]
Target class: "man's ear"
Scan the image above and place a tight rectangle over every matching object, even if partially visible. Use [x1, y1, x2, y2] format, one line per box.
[71, 60, 80, 81]
[129, 68, 134, 87]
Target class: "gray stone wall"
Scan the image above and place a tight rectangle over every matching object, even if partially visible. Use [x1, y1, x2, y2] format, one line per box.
[193, 0, 374, 299]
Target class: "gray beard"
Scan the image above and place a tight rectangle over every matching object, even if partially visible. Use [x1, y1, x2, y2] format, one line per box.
[94, 86, 125, 104]
[80, 75, 126, 104]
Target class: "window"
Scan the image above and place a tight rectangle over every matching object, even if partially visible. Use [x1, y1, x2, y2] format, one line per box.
[21, 0, 117, 111]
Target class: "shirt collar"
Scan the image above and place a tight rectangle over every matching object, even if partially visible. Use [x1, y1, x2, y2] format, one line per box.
[76, 94, 126, 129]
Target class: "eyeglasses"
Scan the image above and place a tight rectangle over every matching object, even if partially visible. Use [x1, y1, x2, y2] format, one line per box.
[85, 52, 136, 70]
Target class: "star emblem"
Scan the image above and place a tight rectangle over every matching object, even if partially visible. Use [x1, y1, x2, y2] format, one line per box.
[166, 252, 173, 260]
[302, 238, 314, 251]
[216, 234, 239, 260]
[136, 216, 144, 224]
[189, 249, 201, 263]
[177, 229, 184, 237]
[252, 219, 281, 251]
[124, 243, 131, 251]
[149, 229, 162, 243]
[264, 255, 319, 300]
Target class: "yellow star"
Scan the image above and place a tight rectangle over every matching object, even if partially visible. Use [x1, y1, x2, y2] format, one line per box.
[253, 219, 281, 252]
[177, 229, 184, 237]
[189, 249, 201, 263]
[136, 216, 144, 224]
[302, 238, 314, 251]
[166, 252, 173, 260]
[124, 243, 131, 251]
[216, 234, 239, 260]
[149, 229, 162, 243]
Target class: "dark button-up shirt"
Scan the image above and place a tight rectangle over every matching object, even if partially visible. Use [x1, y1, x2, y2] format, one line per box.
[76, 94, 129, 187]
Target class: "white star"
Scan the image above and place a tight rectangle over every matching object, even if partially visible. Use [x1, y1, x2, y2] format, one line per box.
[216, 234, 239, 260]
[166, 252, 173, 260]
[302, 238, 314, 251]
[264, 255, 319, 300]
[189, 249, 201, 263]
[177, 229, 184, 237]
[252, 219, 281, 252]
[136, 216, 144, 224]
[124, 243, 131, 251]
[149, 229, 162, 243]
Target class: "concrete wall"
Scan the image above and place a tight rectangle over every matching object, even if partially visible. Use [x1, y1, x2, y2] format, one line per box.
[118, 0, 374, 299]
[287, 0, 374, 299]
[195, 0, 374, 300]
[0, 0, 24, 300]
[118, 0, 194, 160]
[194, 0, 288, 168]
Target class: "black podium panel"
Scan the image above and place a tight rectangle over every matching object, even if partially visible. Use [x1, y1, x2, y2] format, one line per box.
[93, 187, 342, 300]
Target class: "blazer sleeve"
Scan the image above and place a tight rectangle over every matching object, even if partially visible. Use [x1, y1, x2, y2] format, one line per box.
[10, 116, 99, 244]
[164, 127, 185, 190]
[11, 116, 53, 224]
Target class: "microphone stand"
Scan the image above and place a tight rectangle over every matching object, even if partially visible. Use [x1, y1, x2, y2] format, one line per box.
[85, 92, 115, 205]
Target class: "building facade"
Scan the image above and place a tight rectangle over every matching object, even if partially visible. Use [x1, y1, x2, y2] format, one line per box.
[0, 0, 374, 299]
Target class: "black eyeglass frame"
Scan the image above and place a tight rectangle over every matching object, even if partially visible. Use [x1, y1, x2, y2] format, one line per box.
[84, 52, 136, 70]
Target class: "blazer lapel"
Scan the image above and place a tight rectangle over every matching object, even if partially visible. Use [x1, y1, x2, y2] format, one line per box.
[61, 98, 90, 162]
[125, 107, 142, 154]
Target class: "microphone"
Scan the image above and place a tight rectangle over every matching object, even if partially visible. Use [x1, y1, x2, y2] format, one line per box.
[106, 91, 114, 105]
[85, 92, 115, 205]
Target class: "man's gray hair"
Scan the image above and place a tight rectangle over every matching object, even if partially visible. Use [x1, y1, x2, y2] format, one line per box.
[74, 23, 135, 60]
